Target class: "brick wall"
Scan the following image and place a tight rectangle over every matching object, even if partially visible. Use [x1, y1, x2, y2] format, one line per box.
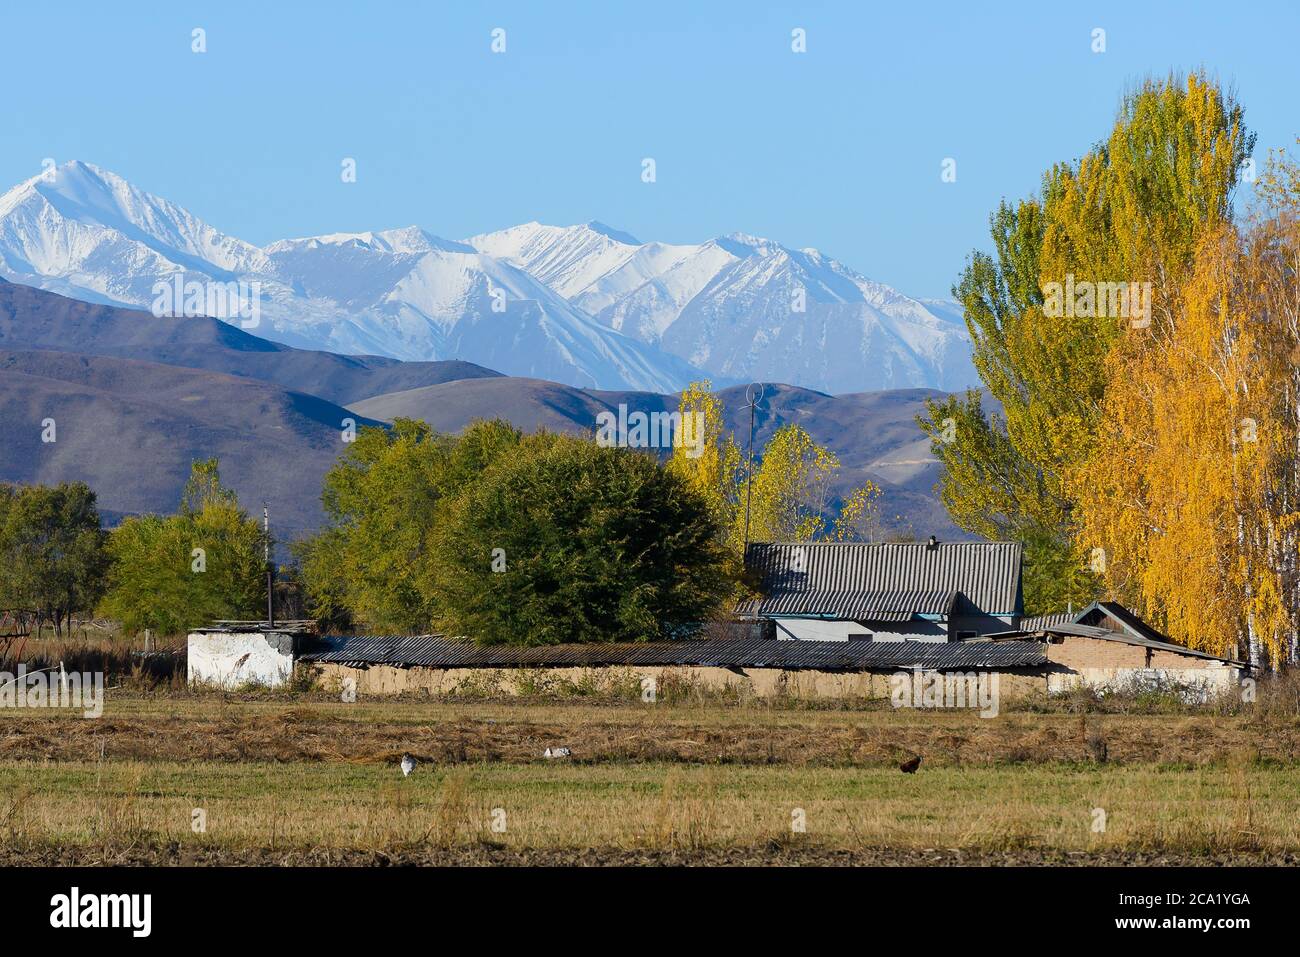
[1149, 648, 1215, 670]
[1047, 635, 1151, 670]
[1046, 635, 1227, 672]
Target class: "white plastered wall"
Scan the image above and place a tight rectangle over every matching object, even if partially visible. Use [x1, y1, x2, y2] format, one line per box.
[187, 631, 295, 688]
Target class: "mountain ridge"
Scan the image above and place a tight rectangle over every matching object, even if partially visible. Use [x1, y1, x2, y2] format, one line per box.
[0, 161, 976, 394]
[0, 278, 965, 541]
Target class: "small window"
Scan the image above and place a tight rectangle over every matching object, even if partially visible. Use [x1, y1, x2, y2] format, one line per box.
[955, 631, 978, 641]
[848, 633, 874, 643]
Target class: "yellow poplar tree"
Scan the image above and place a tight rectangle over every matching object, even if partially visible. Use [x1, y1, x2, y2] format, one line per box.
[667, 380, 742, 530]
[669, 383, 884, 557]
[1076, 151, 1300, 666]
[922, 72, 1254, 616]
[738, 424, 841, 544]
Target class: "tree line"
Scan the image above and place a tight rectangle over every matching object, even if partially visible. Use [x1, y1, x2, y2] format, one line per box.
[0, 460, 268, 638]
[294, 384, 881, 644]
[1, 384, 880, 644]
[920, 71, 1300, 667]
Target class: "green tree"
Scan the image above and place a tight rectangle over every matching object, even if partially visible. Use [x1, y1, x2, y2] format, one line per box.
[99, 460, 265, 634]
[919, 72, 1253, 614]
[297, 418, 521, 631]
[0, 482, 108, 636]
[426, 433, 730, 645]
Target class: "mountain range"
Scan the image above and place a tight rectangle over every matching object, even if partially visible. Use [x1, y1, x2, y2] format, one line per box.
[0, 278, 963, 542]
[0, 161, 977, 394]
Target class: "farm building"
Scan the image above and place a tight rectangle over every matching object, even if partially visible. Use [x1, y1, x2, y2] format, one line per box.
[184, 623, 1246, 703]
[298, 632, 1047, 702]
[989, 601, 1249, 699]
[292, 625, 1245, 703]
[293, 625, 1245, 702]
[183, 546, 1246, 703]
[187, 620, 317, 688]
[736, 540, 1023, 642]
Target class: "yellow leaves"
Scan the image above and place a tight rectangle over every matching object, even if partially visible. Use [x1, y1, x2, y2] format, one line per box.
[1076, 201, 1300, 664]
[738, 423, 841, 545]
[1255, 141, 1300, 214]
[671, 382, 878, 554]
[1042, 75, 1290, 663]
[939, 73, 1279, 648]
[831, 482, 883, 542]
[668, 379, 742, 528]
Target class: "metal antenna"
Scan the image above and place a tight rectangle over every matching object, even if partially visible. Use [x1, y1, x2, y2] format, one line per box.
[742, 382, 766, 561]
[264, 502, 274, 626]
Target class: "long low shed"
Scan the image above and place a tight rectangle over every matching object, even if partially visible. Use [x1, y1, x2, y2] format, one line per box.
[297, 634, 1049, 699]
[300, 634, 1048, 670]
[189, 620, 1248, 703]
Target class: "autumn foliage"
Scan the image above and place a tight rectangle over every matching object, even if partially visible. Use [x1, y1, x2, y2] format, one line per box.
[925, 70, 1300, 666]
[1078, 161, 1300, 666]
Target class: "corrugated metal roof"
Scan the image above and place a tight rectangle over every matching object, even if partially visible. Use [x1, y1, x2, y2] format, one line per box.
[1058, 617, 1247, 666]
[196, 620, 317, 635]
[1081, 601, 1173, 645]
[737, 541, 1023, 620]
[299, 634, 1046, 671]
[987, 618, 1247, 668]
[1018, 611, 1077, 631]
[735, 588, 957, 620]
[1019, 603, 1171, 636]
[1032, 622, 1118, 639]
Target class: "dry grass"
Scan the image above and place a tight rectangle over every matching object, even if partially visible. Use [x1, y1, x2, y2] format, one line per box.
[0, 633, 185, 694]
[2, 757, 1298, 859]
[3, 690, 1299, 864]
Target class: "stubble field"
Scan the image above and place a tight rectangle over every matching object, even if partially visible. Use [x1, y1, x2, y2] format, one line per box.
[2, 695, 1298, 865]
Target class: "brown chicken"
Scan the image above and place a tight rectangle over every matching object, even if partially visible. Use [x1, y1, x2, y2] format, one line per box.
[899, 755, 922, 774]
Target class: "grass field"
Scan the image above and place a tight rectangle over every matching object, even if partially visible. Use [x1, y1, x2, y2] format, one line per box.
[3, 694, 1299, 864]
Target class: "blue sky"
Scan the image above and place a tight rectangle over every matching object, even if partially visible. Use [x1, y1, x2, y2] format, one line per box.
[2, 1, 1297, 299]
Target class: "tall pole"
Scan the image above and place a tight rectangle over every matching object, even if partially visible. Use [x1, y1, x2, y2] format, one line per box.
[742, 382, 764, 560]
[264, 502, 274, 626]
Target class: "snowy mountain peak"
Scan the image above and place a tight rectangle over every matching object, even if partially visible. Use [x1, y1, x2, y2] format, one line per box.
[583, 221, 641, 245]
[1, 160, 126, 211]
[0, 163, 703, 391]
[266, 226, 472, 256]
[467, 221, 650, 300]
[0, 162, 978, 394]
[0, 160, 270, 299]
[712, 232, 786, 258]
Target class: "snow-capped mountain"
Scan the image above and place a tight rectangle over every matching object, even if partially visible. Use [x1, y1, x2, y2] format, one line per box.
[0, 162, 699, 391]
[469, 223, 978, 394]
[0, 160, 271, 304]
[0, 161, 976, 393]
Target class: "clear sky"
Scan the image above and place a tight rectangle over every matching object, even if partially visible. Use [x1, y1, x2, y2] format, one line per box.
[2, 1, 1297, 299]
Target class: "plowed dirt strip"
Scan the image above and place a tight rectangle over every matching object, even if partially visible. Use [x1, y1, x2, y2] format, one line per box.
[0, 697, 1292, 768]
